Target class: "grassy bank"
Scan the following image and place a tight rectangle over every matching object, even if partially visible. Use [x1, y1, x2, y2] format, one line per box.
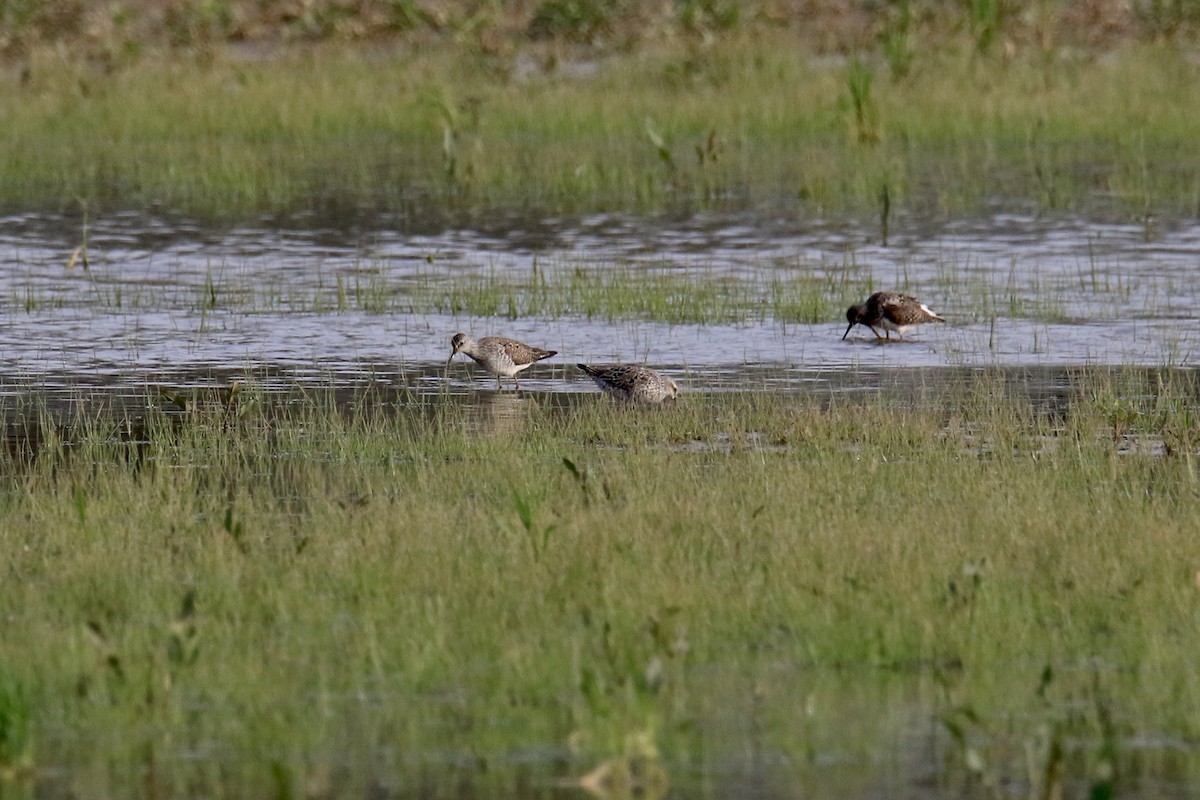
[2, 368, 1199, 796]
[3, 33, 1200, 220]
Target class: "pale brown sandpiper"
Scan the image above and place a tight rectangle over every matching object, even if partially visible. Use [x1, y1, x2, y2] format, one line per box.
[447, 332, 557, 391]
[577, 364, 678, 404]
[843, 292, 945, 341]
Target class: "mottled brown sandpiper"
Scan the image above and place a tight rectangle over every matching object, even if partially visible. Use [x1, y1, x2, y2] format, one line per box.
[577, 364, 678, 404]
[447, 332, 557, 391]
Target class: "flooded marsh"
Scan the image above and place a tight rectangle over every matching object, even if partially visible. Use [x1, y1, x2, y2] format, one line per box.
[4, 210, 1200, 402]
[2, 208, 1200, 799]
[3, 365, 1200, 799]
[5, 25, 1200, 798]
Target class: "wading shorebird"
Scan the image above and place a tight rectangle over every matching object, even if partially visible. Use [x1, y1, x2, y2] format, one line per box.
[577, 364, 678, 404]
[447, 333, 557, 391]
[842, 292, 945, 342]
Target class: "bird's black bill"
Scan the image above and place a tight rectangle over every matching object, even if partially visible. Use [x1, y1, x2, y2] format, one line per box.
[841, 322, 855, 341]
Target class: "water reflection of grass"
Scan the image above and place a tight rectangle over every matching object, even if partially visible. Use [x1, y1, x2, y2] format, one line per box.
[3, 368, 1200, 795]
[5, 40, 1200, 217]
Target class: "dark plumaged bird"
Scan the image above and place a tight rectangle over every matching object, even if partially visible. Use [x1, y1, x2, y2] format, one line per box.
[843, 292, 945, 341]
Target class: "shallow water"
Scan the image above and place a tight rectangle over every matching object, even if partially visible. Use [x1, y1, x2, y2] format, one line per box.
[2, 210, 1198, 408]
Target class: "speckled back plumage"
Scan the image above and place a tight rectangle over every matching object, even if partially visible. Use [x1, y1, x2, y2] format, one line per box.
[843, 292, 944, 341]
[577, 364, 678, 404]
[448, 332, 556, 389]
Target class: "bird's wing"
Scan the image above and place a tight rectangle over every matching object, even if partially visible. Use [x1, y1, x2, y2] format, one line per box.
[878, 294, 932, 325]
[495, 337, 556, 364]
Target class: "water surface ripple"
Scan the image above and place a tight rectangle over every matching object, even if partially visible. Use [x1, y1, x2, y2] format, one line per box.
[1, 210, 1196, 404]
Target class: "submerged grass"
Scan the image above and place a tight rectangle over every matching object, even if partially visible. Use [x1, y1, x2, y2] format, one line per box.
[4, 37, 1200, 218]
[6, 245, 1170, 327]
[414, 259, 853, 324]
[3, 368, 1200, 796]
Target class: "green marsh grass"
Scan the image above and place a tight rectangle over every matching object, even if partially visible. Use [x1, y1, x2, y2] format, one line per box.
[5, 250, 1166, 330]
[4, 38, 1200, 217]
[9, 237, 1170, 329]
[420, 259, 852, 324]
[3, 369, 1200, 795]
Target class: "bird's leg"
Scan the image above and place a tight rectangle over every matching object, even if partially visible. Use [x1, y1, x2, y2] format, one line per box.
[496, 374, 503, 391]
[514, 375, 521, 392]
